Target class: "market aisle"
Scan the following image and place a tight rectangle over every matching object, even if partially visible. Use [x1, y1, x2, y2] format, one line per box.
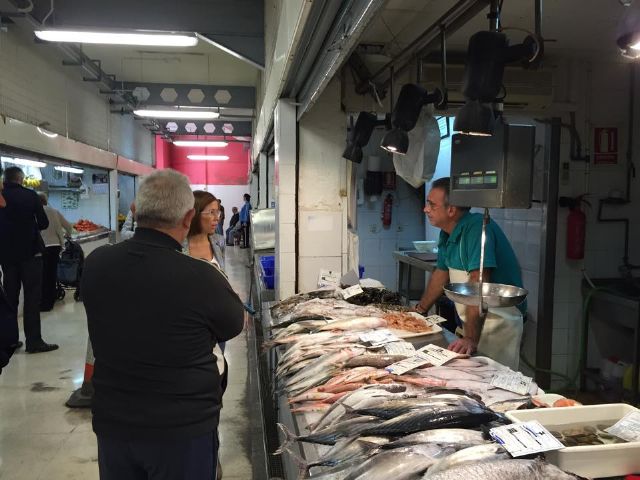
[0, 246, 258, 479]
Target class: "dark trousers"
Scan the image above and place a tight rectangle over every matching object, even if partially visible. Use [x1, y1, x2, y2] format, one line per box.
[41, 246, 61, 311]
[97, 432, 217, 480]
[241, 223, 250, 247]
[2, 256, 43, 348]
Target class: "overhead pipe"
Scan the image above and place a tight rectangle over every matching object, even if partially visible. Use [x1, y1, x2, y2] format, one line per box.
[358, 0, 490, 92]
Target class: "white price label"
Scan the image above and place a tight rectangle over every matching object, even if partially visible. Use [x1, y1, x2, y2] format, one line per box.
[490, 372, 533, 396]
[605, 411, 640, 442]
[490, 421, 565, 457]
[342, 284, 364, 299]
[424, 315, 447, 325]
[318, 269, 340, 289]
[383, 341, 416, 356]
[359, 329, 399, 345]
[417, 344, 463, 367]
[385, 351, 433, 375]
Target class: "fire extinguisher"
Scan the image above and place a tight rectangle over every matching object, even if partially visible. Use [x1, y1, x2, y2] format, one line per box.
[563, 195, 589, 260]
[382, 194, 393, 228]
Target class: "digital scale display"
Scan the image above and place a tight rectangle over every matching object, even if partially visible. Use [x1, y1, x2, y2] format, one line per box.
[455, 171, 498, 188]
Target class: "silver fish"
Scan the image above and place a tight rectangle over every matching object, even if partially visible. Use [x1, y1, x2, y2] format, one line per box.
[384, 428, 488, 449]
[277, 415, 382, 449]
[423, 443, 508, 478]
[424, 458, 579, 480]
[341, 444, 456, 480]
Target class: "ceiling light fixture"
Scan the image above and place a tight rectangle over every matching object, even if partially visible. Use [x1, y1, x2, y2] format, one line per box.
[187, 155, 229, 161]
[342, 112, 390, 163]
[3, 157, 47, 168]
[34, 29, 198, 47]
[380, 84, 442, 155]
[133, 109, 220, 120]
[173, 140, 228, 148]
[54, 166, 84, 174]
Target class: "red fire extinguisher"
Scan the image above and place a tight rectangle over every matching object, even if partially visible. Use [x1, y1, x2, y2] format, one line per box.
[382, 194, 393, 228]
[566, 196, 588, 260]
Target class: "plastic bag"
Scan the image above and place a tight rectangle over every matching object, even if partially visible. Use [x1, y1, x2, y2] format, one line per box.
[392, 110, 440, 188]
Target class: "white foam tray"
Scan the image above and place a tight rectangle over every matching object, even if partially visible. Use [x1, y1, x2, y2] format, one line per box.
[506, 403, 640, 478]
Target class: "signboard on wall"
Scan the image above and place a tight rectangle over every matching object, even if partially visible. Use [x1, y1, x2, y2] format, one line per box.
[594, 127, 618, 164]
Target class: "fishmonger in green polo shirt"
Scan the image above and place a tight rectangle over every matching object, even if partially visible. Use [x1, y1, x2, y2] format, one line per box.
[415, 177, 526, 370]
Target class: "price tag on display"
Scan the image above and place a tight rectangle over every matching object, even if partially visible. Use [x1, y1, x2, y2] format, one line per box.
[341, 284, 364, 299]
[490, 371, 533, 395]
[383, 341, 416, 356]
[417, 344, 464, 367]
[424, 315, 447, 325]
[318, 269, 340, 289]
[385, 350, 433, 375]
[605, 411, 640, 442]
[490, 421, 564, 457]
[359, 329, 399, 345]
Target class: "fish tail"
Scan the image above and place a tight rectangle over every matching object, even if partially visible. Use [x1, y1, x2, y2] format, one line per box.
[274, 423, 297, 455]
[280, 446, 311, 479]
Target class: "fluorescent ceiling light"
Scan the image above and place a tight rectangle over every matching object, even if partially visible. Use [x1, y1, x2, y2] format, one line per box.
[133, 109, 220, 119]
[187, 155, 229, 161]
[173, 140, 228, 148]
[34, 29, 198, 47]
[54, 166, 84, 174]
[4, 157, 47, 168]
[36, 126, 58, 138]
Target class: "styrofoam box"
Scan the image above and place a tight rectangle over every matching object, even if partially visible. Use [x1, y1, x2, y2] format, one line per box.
[506, 404, 640, 478]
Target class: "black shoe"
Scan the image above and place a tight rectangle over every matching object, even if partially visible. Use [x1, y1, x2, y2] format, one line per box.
[9, 341, 23, 349]
[26, 342, 59, 353]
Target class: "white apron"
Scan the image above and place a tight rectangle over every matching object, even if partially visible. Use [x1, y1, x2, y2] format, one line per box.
[449, 267, 523, 370]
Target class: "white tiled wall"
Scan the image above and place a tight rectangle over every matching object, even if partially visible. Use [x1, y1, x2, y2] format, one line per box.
[355, 130, 426, 291]
[0, 27, 153, 164]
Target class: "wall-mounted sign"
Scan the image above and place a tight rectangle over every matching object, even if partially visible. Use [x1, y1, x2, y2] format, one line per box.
[594, 127, 618, 164]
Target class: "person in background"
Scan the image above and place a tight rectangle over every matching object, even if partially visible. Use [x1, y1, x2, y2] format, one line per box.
[185, 191, 225, 270]
[38, 193, 74, 312]
[82, 170, 244, 480]
[0, 165, 17, 373]
[0, 167, 58, 353]
[120, 202, 136, 241]
[0, 167, 5, 208]
[225, 207, 239, 246]
[215, 200, 225, 236]
[239, 193, 252, 249]
[414, 177, 525, 369]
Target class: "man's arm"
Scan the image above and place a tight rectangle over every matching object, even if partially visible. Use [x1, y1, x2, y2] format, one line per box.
[448, 269, 491, 355]
[59, 210, 74, 235]
[415, 268, 449, 313]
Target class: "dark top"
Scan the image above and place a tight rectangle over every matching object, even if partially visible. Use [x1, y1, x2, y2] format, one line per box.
[81, 228, 245, 439]
[229, 212, 240, 228]
[0, 182, 49, 264]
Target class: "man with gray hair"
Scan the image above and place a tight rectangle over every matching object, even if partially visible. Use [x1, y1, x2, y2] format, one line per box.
[82, 169, 245, 480]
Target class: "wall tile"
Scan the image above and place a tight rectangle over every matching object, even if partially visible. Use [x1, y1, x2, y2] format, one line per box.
[552, 354, 569, 376]
[279, 223, 296, 254]
[279, 194, 296, 224]
[553, 301, 569, 329]
[279, 252, 296, 283]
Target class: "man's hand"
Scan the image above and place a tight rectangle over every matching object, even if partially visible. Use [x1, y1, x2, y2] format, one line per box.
[413, 303, 428, 314]
[448, 337, 477, 355]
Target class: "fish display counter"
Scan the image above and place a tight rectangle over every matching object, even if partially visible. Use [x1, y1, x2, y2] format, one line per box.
[261, 287, 600, 479]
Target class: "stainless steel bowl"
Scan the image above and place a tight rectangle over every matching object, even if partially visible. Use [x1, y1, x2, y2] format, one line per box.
[444, 282, 528, 308]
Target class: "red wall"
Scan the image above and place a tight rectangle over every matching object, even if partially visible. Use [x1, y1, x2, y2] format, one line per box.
[155, 136, 250, 185]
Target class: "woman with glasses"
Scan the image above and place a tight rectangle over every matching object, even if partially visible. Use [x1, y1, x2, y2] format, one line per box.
[184, 190, 225, 270]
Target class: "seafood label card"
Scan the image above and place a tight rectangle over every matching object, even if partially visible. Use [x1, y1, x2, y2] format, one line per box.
[359, 329, 399, 346]
[383, 341, 416, 356]
[318, 269, 340, 288]
[341, 284, 364, 299]
[490, 421, 564, 457]
[490, 371, 533, 395]
[417, 344, 463, 367]
[605, 411, 640, 442]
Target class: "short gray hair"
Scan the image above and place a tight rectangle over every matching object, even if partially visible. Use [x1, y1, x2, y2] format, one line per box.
[135, 169, 194, 229]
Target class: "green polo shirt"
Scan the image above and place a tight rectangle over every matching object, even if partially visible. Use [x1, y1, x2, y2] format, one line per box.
[436, 211, 526, 314]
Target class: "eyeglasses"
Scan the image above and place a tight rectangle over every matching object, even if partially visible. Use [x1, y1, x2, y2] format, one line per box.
[201, 209, 220, 218]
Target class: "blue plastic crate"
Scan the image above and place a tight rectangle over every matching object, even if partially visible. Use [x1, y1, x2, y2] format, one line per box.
[263, 274, 274, 289]
[260, 255, 275, 277]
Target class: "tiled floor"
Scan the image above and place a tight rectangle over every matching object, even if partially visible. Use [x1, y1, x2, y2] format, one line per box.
[0, 246, 259, 479]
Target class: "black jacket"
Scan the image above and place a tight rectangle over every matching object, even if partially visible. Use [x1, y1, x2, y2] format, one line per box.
[228, 212, 240, 228]
[81, 228, 245, 439]
[0, 182, 49, 264]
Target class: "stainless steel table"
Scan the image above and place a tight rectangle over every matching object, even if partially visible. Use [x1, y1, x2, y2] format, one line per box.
[393, 250, 438, 305]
